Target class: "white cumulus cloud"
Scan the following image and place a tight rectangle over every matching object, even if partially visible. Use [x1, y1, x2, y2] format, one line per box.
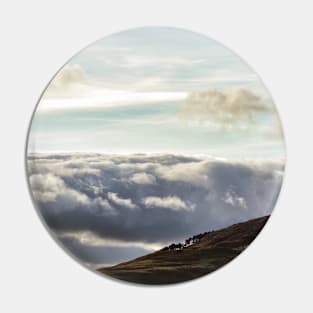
[179, 88, 271, 126]
[142, 196, 193, 212]
[107, 192, 137, 210]
[129, 172, 156, 185]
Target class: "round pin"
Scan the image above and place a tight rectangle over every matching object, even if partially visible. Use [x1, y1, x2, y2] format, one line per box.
[26, 27, 285, 285]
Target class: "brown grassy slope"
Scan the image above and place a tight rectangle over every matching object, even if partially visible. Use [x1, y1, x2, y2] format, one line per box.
[98, 215, 269, 285]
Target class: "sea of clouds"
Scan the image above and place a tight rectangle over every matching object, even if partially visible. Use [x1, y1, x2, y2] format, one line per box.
[27, 153, 284, 267]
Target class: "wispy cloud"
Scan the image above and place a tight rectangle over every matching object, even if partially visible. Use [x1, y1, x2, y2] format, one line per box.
[40, 64, 186, 112]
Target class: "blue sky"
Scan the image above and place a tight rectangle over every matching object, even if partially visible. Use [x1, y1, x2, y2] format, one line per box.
[28, 27, 285, 160]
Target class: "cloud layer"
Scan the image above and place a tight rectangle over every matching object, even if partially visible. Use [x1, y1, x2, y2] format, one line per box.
[28, 153, 284, 266]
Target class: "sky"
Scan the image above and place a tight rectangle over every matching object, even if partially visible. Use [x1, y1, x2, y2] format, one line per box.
[28, 27, 285, 160]
[27, 27, 285, 268]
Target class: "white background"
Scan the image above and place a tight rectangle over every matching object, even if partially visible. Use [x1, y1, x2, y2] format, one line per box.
[0, 1, 312, 312]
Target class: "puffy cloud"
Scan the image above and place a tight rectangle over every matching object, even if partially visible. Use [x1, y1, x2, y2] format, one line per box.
[45, 64, 89, 98]
[179, 88, 271, 125]
[107, 192, 137, 210]
[91, 197, 115, 215]
[154, 159, 210, 187]
[29, 167, 115, 215]
[222, 189, 247, 210]
[30, 172, 89, 209]
[30, 173, 65, 202]
[129, 172, 156, 185]
[142, 196, 193, 212]
[27, 153, 284, 266]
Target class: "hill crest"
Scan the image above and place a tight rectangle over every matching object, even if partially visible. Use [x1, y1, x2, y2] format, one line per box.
[98, 215, 269, 285]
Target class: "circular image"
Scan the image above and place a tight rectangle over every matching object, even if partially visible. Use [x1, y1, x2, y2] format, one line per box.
[26, 27, 285, 285]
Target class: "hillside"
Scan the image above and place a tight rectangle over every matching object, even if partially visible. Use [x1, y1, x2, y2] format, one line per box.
[98, 215, 269, 284]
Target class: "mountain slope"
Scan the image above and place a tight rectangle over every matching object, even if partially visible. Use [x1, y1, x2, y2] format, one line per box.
[98, 215, 269, 284]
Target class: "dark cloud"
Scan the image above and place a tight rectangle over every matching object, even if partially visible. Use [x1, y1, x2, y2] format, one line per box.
[28, 153, 283, 265]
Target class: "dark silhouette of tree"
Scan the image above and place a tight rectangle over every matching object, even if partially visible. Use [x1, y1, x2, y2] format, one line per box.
[169, 243, 176, 250]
